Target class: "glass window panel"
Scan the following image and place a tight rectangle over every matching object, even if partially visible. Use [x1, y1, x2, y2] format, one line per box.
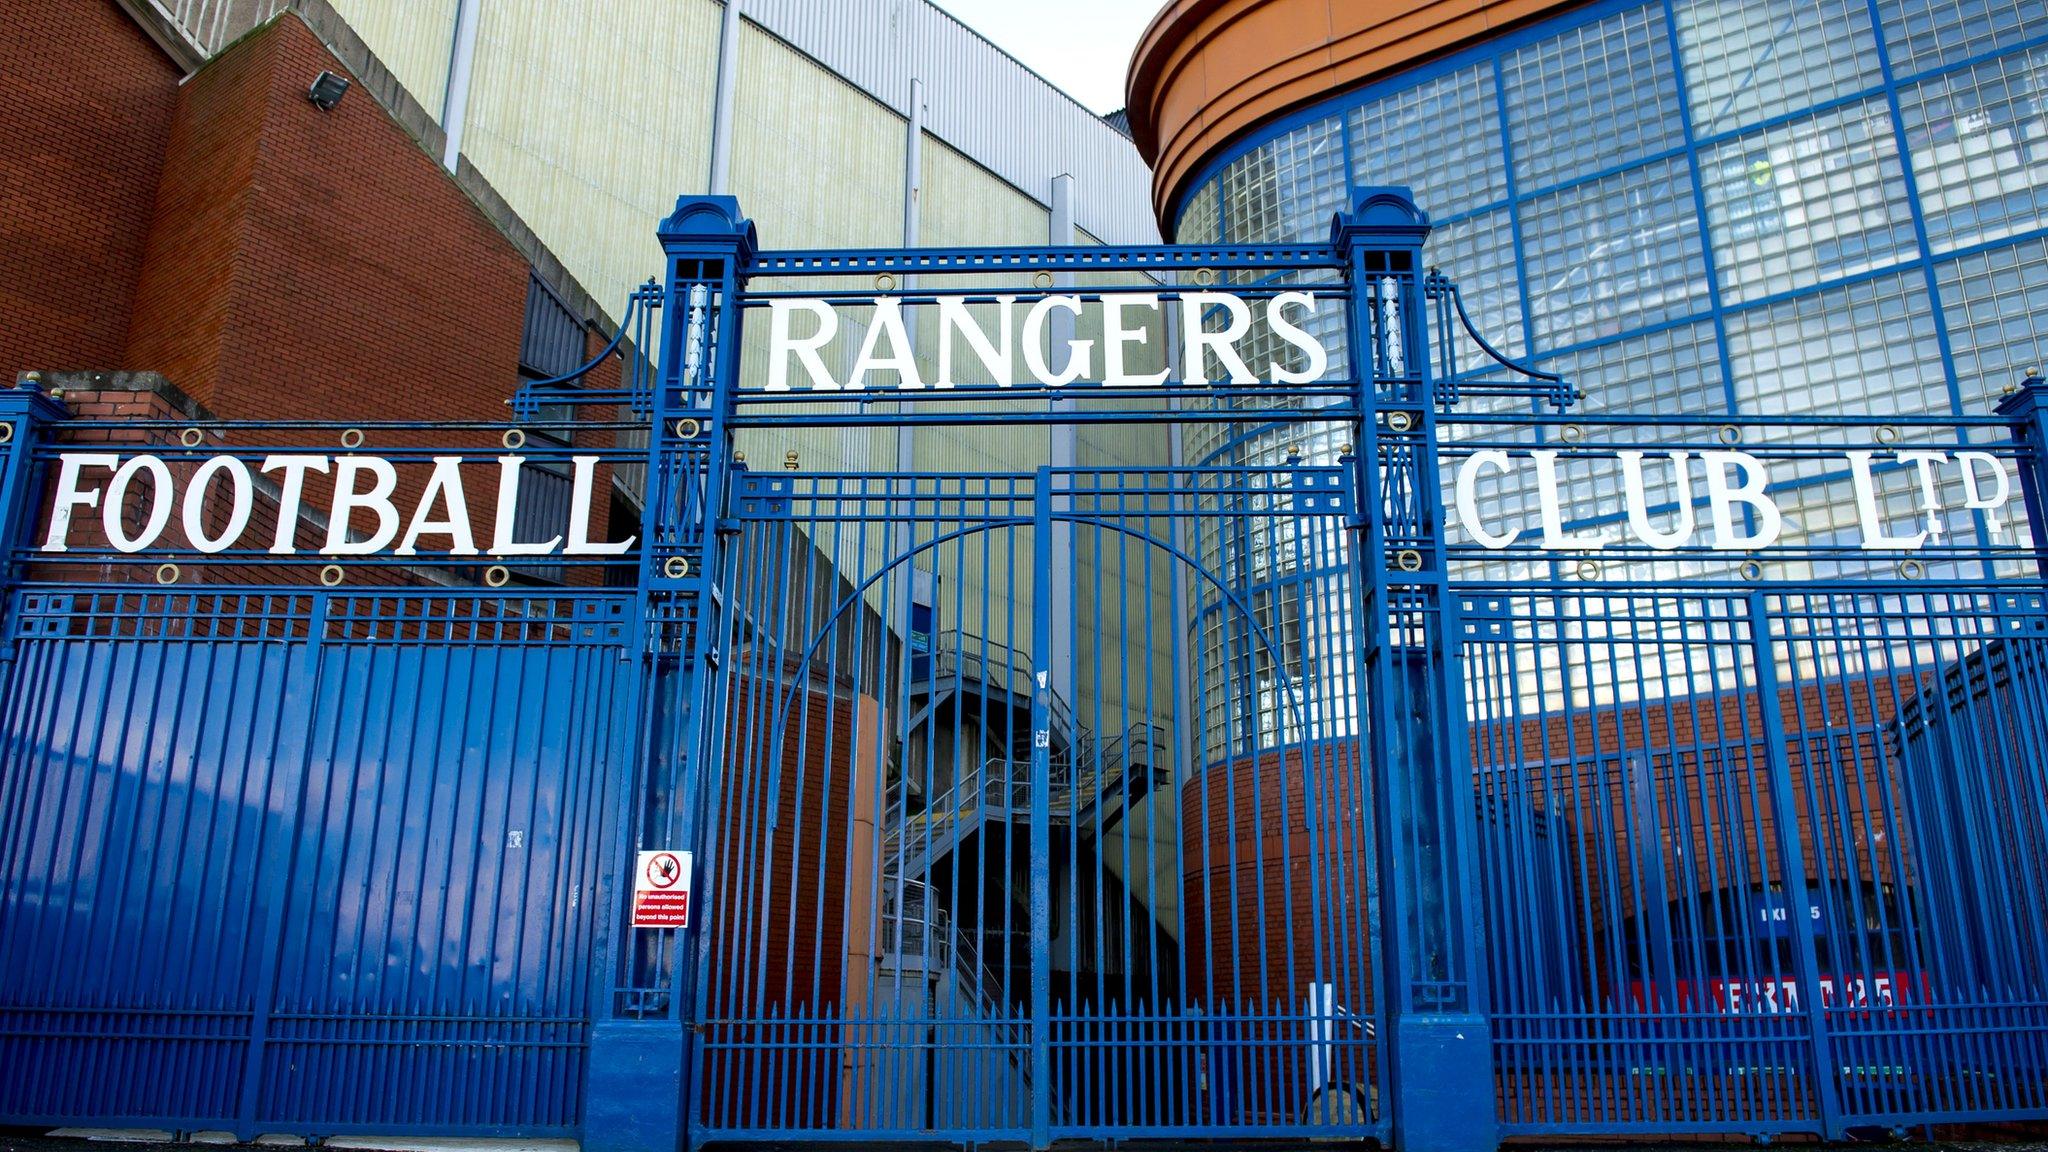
[1521, 156, 1711, 349]
[1879, 0, 2048, 78]
[1503, 4, 1685, 189]
[1675, 0, 1883, 138]
[1550, 318, 1728, 415]
[1350, 61, 1508, 217]
[1176, 178, 1220, 245]
[1217, 115, 1347, 243]
[1938, 235, 2048, 405]
[1900, 43, 2048, 253]
[1726, 269, 1949, 431]
[1428, 208, 1525, 384]
[1702, 96, 1916, 304]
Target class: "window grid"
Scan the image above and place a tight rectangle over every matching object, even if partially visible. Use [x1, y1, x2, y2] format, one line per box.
[1726, 268, 1951, 429]
[1898, 42, 2048, 254]
[1163, 0, 2048, 701]
[1675, 0, 1885, 138]
[1879, 0, 2048, 78]
[1702, 96, 1918, 304]
[1937, 233, 2048, 405]
[1430, 208, 1526, 381]
[1350, 60, 1509, 219]
[1519, 155, 1712, 349]
[1502, 3, 1687, 190]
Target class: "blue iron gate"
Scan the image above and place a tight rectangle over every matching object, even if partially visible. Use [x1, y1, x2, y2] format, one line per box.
[0, 588, 634, 1133]
[693, 461, 1380, 1142]
[0, 189, 2046, 1151]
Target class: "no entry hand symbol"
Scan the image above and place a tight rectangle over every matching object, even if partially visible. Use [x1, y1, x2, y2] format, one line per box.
[633, 849, 692, 928]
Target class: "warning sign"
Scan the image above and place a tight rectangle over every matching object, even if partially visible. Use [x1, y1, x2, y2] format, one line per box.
[633, 849, 692, 929]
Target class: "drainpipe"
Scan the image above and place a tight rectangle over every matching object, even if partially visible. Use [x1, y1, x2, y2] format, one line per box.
[894, 78, 924, 476]
[1047, 174, 1078, 715]
[707, 0, 743, 194]
[439, 0, 482, 171]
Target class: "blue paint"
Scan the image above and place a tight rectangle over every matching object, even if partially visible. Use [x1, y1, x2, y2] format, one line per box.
[0, 189, 2045, 1150]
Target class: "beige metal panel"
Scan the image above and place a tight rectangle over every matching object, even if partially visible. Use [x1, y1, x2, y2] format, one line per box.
[741, 0, 1159, 244]
[728, 22, 905, 249]
[727, 15, 912, 604]
[327, 0, 456, 112]
[905, 141, 1045, 495]
[460, 0, 721, 322]
[919, 136, 1048, 249]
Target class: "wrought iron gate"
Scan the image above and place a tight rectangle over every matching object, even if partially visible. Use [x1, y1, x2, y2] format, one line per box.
[693, 461, 1381, 1142]
[1, 189, 2046, 1151]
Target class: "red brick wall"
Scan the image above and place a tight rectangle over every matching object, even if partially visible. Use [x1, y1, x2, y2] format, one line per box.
[125, 14, 529, 425]
[0, 1, 179, 377]
[109, 13, 622, 573]
[702, 676, 885, 1131]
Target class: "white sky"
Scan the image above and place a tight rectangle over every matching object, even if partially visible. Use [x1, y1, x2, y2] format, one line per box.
[929, 0, 1165, 115]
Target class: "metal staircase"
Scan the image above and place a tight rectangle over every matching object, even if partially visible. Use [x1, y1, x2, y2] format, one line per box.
[872, 633, 1176, 1109]
[882, 723, 1172, 879]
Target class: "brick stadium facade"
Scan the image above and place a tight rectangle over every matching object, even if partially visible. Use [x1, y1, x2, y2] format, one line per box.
[4, 1, 627, 583]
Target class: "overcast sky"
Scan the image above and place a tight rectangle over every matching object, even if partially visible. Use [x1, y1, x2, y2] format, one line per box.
[928, 0, 1164, 115]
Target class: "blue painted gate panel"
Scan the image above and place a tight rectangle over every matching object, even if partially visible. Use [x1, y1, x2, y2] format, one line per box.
[0, 590, 633, 1135]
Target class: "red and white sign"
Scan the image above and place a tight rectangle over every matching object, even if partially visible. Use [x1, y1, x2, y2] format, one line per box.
[633, 850, 692, 929]
[1628, 970, 1931, 1015]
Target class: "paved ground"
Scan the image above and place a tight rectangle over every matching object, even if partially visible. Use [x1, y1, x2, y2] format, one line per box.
[5, 1134, 2048, 1152]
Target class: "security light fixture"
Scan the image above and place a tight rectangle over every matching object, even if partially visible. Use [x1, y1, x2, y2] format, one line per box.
[307, 71, 350, 111]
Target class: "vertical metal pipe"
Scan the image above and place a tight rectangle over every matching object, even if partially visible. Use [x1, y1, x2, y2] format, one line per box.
[1048, 175, 1077, 709]
[438, 0, 482, 172]
[1029, 467, 1055, 1149]
[707, 0, 744, 195]
[895, 77, 924, 472]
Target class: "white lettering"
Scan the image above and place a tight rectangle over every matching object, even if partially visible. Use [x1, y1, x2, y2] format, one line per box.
[1957, 451, 2013, 542]
[104, 455, 173, 553]
[1847, 451, 1929, 551]
[1179, 292, 1257, 387]
[935, 295, 1014, 388]
[1265, 292, 1328, 384]
[1532, 449, 1610, 550]
[1899, 450, 1949, 544]
[395, 456, 476, 556]
[492, 455, 560, 555]
[1455, 450, 1520, 549]
[1701, 451, 1782, 550]
[181, 456, 252, 554]
[767, 299, 837, 391]
[1022, 295, 1091, 386]
[261, 455, 329, 554]
[1102, 294, 1170, 387]
[849, 297, 923, 389]
[565, 456, 635, 555]
[41, 453, 117, 551]
[1619, 451, 1696, 550]
[325, 457, 400, 554]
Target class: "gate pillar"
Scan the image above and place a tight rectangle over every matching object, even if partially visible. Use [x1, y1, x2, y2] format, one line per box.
[0, 379, 67, 664]
[1998, 370, 2048, 580]
[1336, 190, 1496, 1152]
[587, 197, 755, 1152]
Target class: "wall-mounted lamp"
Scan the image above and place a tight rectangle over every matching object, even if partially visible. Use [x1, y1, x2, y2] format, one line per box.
[307, 71, 350, 111]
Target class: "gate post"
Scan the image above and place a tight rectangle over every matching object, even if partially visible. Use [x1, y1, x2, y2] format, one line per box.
[1997, 371, 2048, 581]
[0, 378, 67, 659]
[1336, 189, 1496, 1152]
[586, 196, 756, 1152]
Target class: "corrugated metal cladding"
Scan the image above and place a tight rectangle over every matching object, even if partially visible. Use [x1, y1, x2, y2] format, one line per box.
[519, 274, 585, 380]
[739, 0, 1161, 245]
